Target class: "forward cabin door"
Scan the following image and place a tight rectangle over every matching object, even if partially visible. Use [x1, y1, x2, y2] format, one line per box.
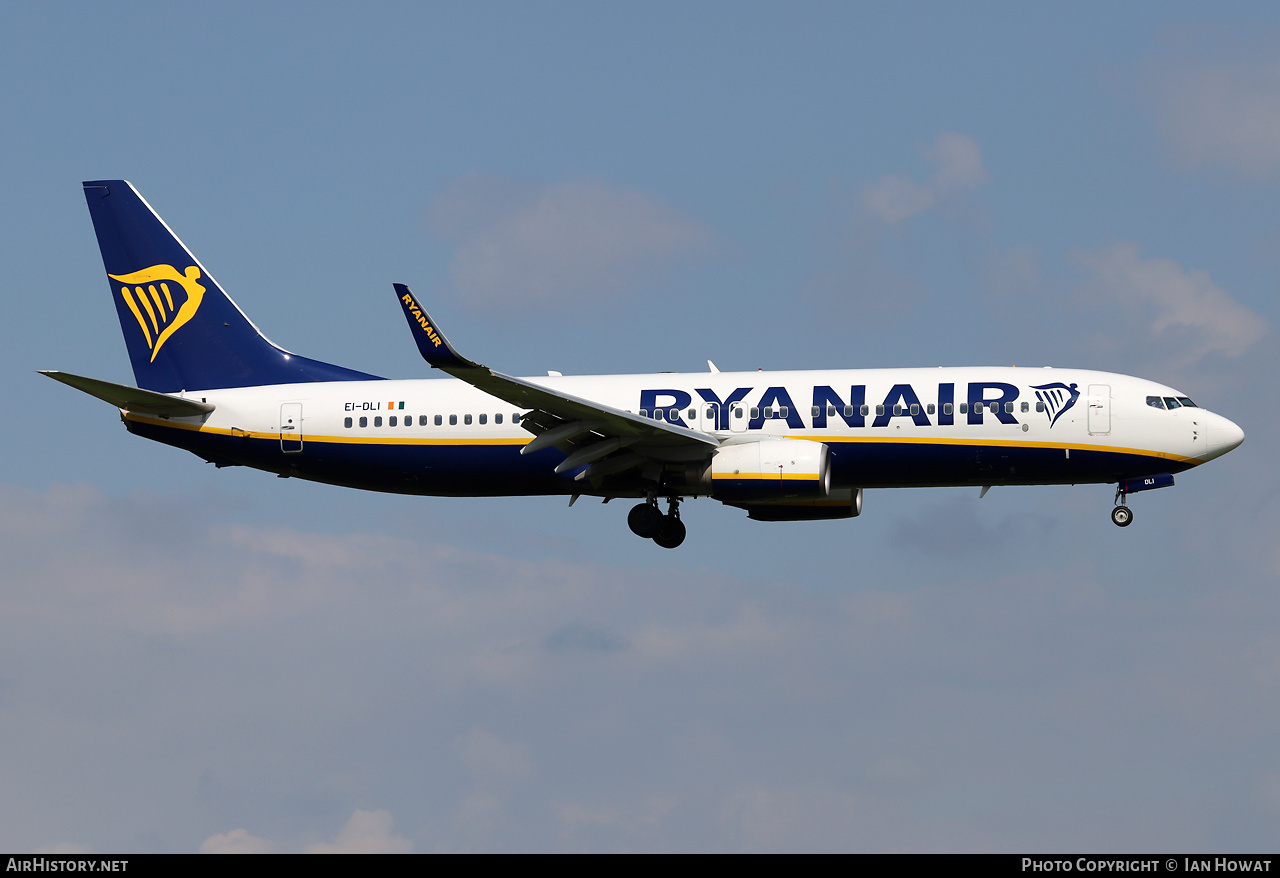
[280, 403, 303, 453]
[1087, 385, 1111, 436]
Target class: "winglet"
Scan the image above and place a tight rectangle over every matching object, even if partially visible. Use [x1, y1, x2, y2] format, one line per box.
[393, 284, 475, 370]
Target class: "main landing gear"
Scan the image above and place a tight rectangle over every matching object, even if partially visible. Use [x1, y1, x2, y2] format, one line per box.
[628, 497, 686, 549]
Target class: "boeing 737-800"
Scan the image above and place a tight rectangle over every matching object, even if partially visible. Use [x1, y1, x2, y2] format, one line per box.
[43, 180, 1245, 548]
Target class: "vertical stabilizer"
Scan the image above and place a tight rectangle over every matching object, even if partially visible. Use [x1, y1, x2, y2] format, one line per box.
[82, 180, 379, 391]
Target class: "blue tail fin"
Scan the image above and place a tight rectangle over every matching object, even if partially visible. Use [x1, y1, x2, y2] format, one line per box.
[82, 180, 380, 392]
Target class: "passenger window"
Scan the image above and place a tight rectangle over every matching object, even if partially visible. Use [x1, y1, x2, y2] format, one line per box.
[687, 408, 695, 420]
[733, 406, 743, 419]
[434, 415, 442, 426]
[479, 413, 487, 425]
[639, 410, 648, 418]
[374, 416, 382, 427]
[496, 414, 503, 424]
[359, 416, 367, 427]
[860, 405, 869, 417]
[892, 405, 902, 416]
[1036, 401, 1044, 412]
[419, 415, 428, 426]
[750, 407, 760, 419]
[389, 416, 397, 426]
[779, 406, 788, 418]
[927, 403, 935, 415]
[1164, 397, 1181, 409]
[669, 408, 679, 421]
[876, 405, 885, 416]
[706, 407, 716, 419]
[812, 406, 820, 417]
[844, 405, 854, 417]
[959, 403, 969, 414]
[449, 414, 457, 425]
[465, 414, 473, 425]
[1004, 402, 1013, 414]
[909, 404, 919, 416]
[1020, 402, 1029, 413]
[989, 402, 1000, 414]
[344, 417, 352, 428]
[943, 403, 953, 415]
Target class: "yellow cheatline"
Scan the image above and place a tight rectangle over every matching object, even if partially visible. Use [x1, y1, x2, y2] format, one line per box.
[711, 472, 820, 481]
[120, 414, 1199, 465]
[808, 433, 1199, 465]
[122, 413, 529, 446]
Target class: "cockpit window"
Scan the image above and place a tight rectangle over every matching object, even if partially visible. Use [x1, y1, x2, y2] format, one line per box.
[1164, 397, 1181, 409]
[1177, 397, 1197, 408]
[1147, 396, 1165, 409]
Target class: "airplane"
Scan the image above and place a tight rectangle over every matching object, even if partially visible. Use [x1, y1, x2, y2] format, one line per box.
[43, 180, 1246, 549]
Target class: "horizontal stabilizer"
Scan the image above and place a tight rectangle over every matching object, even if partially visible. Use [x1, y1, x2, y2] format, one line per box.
[39, 370, 215, 417]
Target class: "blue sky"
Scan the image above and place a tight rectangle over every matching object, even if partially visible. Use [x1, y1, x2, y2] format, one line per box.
[3, 1, 1280, 852]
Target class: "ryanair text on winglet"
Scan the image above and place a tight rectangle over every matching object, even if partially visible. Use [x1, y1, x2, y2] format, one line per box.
[402, 293, 442, 348]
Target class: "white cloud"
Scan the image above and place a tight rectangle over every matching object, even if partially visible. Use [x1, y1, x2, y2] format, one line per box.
[861, 131, 989, 224]
[305, 810, 413, 854]
[199, 827, 276, 854]
[1078, 242, 1267, 360]
[428, 174, 714, 310]
[1146, 53, 1280, 177]
[200, 810, 413, 854]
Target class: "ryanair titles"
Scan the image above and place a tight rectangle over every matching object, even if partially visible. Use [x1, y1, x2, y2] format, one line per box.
[639, 381, 1080, 431]
[400, 292, 443, 348]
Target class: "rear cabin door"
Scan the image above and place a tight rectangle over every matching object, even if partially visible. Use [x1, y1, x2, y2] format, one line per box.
[1087, 384, 1111, 435]
[280, 403, 303, 453]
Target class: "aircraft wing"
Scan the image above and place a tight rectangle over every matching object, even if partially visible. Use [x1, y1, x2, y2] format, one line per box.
[39, 370, 215, 417]
[393, 285, 717, 480]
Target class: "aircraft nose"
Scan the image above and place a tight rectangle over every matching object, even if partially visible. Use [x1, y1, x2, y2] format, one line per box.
[1204, 414, 1244, 460]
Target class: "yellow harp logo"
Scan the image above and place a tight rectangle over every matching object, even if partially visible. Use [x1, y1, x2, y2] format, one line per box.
[108, 265, 206, 362]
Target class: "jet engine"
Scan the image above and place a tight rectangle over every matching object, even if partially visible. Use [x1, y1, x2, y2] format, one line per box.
[706, 438, 831, 502]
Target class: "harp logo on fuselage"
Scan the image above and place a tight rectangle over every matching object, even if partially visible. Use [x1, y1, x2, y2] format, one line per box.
[1031, 382, 1080, 428]
[109, 264, 206, 363]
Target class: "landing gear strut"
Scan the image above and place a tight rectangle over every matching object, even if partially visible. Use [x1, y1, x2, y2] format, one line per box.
[628, 496, 686, 548]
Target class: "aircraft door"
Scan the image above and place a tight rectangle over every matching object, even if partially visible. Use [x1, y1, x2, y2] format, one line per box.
[699, 402, 720, 434]
[280, 403, 303, 453]
[730, 402, 748, 433]
[1088, 384, 1110, 435]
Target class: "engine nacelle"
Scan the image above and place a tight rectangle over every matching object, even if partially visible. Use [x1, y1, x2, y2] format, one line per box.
[707, 438, 830, 502]
[738, 488, 863, 521]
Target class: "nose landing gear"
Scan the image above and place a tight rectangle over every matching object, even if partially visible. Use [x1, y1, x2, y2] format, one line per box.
[1111, 484, 1134, 527]
[1110, 502, 1133, 527]
[628, 496, 686, 548]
